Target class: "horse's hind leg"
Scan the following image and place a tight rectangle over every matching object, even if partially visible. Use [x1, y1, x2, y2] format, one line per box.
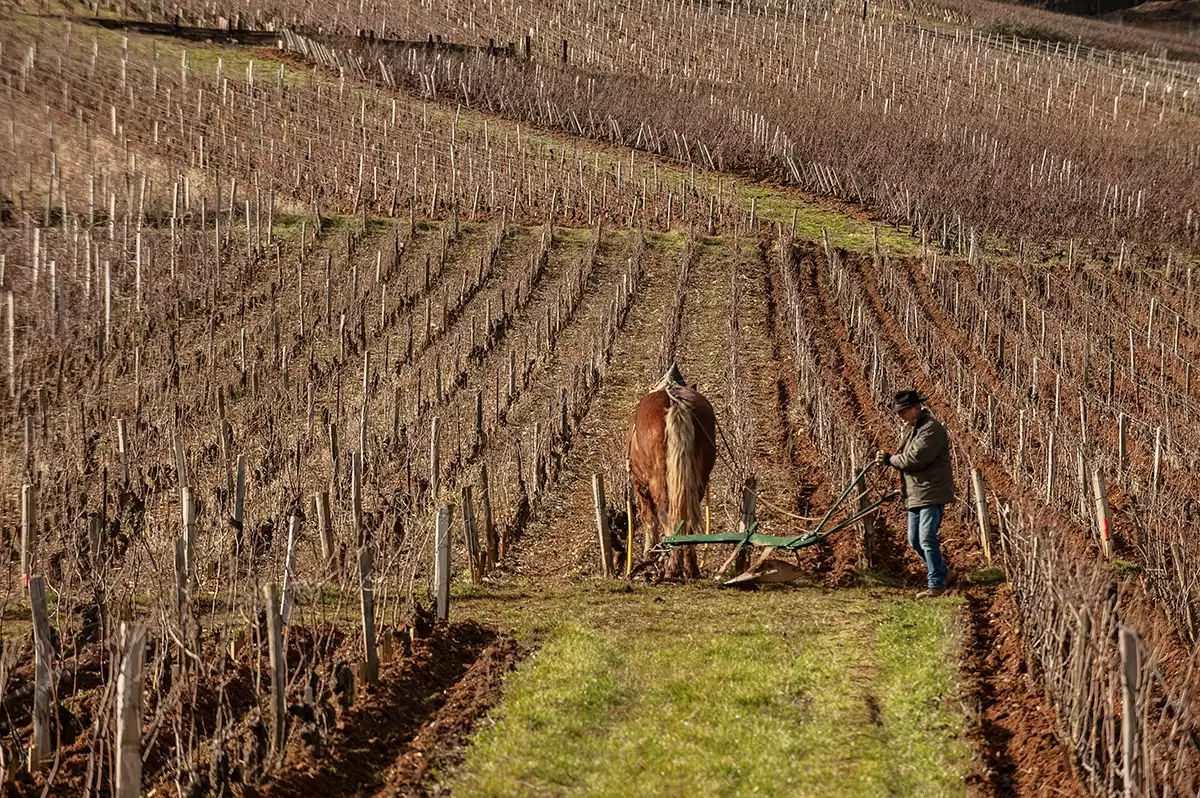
[667, 547, 686, 581]
[635, 484, 659, 555]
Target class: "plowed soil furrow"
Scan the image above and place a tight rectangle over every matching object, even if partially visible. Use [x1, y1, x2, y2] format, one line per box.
[500, 232, 592, 434]
[262, 623, 496, 798]
[506, 236, 674, 580]
[373, 637, 524, 797]
[428, 229, 624, 560]
[797, 250, 883, 450]
[402, 226, 502, 370]
[761, 245, 838, 524]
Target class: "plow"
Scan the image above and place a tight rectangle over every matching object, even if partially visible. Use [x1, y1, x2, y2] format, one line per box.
[656, 465, 898, 586]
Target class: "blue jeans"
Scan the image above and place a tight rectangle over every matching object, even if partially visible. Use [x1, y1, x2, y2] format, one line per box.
[907, 505, 947, 589]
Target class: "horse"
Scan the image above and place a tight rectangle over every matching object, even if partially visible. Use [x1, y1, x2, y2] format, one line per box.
[626, 363, 717, 580]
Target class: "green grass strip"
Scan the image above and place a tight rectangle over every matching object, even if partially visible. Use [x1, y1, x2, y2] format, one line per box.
[451, 586, 968, 797]
[875, 600, 970, 797]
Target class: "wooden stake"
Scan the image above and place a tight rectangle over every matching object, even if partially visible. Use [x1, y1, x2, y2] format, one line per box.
[435, 506, 452, 621]
[593, 474, 613, 577]
[970, 469, 992, 564]
[1046, 432, 1056, 504]
[430, 417, 441, 500]
[263, 583, 286, 757]
[281, 515, 299, 624]
[1092, 470, 1112, 557]
[234, 454, 246, 535]
[315, 491, 334, 564]
[181, 486, 197, 581]
[359, 547, 379, 683]
[1120, 627, 1139, 797]
[462, 486, 481, 584]
[114, 622, 146, 798]
[117, 419, 130, 489]
[479, 463, 496, 568]
[20, 483, 35, 584]
[28, 575, 53, 771]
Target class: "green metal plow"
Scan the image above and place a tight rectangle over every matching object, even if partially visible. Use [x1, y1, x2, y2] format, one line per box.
[661, 465, 897, 558]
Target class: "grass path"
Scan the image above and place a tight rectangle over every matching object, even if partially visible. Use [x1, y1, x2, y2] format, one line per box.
[449, 582, 968, 798]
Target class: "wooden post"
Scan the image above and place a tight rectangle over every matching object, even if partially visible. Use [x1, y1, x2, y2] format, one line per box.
[6, 289, 14, 398]
[1076, 448, 1091, 523]
[234, 454, 246, 534]
[462, 486, 481, 584]
[173, 431, 189, 489]
[1046, 432, 1056, 504]
[263, 583, 286, 757]
[970, 469, 992, 564]
[1117, 413, 1127, 474]
[593, 474, 613, 577]
[1151, 426, 1162, 497]
[28, 575, 53, 771]
[351, 451, 363, 545]
[315, 491, 334, 563]
[329, 423, 340, 499]
[281, 515, 300, 624]
[174, 537, 189, 672]
[117, 419, 130, 489]
[627, 483, 636, 576]
[430, 417, 441, 500]
[114, 622, 146, 798]
[738, 476, 757, 574]
[20, 483, 35, 584]
[1017, 410, 1026, 472]
[435, 506, 452, 621]
[1092, 470, 1112, 557]
[359, 547, 379, 683]
[474, 390, 484, 447]
[479, 463, 496, 569]
[181, 486, 197, 581]
[1120, 627, 1139, 797]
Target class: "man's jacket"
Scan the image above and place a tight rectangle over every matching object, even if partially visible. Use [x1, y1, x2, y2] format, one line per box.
[888, 410, 955, 509]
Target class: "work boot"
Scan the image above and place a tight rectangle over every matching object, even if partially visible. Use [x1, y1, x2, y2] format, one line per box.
[915, 588, 946, 599]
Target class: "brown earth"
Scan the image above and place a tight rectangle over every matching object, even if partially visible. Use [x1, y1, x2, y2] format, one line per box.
[962, 588, 1086, 798]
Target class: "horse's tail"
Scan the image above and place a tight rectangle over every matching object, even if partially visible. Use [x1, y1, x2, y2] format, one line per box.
[665, 393, 703, 538]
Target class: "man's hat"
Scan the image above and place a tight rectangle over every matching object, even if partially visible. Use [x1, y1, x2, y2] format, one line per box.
[891, 389, 929, 413]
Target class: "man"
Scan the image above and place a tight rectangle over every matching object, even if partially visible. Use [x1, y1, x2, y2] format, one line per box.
[875, 390, 956, 598]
